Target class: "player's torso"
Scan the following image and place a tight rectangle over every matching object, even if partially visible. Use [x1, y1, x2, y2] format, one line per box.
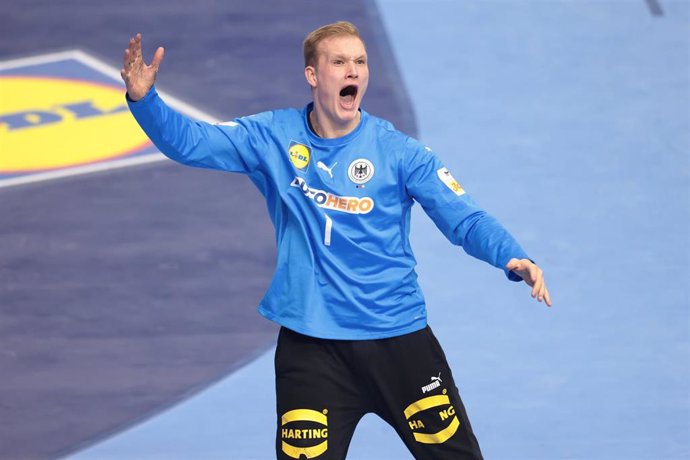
[260, 109, 414, 266]
[250, 108, 426, 338]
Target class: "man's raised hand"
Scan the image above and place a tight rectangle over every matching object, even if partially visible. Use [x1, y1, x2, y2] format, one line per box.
[120, 33, 164, 101]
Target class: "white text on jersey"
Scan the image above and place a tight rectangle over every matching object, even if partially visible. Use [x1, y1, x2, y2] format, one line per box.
[291, 177, 374, 214]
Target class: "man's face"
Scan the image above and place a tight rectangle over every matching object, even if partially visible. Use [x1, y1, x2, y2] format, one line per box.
[307, 35, 369, 127]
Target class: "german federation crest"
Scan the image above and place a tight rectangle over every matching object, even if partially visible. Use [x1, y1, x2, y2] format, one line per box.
[348, 158, 374, 185]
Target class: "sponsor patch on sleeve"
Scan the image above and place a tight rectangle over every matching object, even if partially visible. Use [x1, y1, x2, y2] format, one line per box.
[436, 167, 465, 196]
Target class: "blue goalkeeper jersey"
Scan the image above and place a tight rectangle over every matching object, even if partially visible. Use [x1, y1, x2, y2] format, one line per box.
[128, 86, 528, 340]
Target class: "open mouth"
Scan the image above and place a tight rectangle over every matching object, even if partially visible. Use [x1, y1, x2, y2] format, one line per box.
[339, 85, 358, 108]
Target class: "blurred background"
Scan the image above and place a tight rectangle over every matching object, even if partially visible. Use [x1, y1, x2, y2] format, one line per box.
[1, 1, 688, 459]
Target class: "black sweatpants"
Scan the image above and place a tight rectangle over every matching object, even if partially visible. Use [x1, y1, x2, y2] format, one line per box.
[275, 326, 483, 459]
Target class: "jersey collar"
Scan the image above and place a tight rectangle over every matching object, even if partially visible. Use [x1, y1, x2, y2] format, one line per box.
[303, 103, 367, 147]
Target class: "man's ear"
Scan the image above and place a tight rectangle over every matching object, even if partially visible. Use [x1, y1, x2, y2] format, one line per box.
[305, 66, 317, 88]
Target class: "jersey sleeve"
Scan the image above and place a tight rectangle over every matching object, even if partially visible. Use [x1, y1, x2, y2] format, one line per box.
[403, 138, 529, 281]
[126, 86, 267, 174]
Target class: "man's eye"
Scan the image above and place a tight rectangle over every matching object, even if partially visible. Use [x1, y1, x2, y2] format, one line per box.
[357, 60, 366, 65]
[334, 60, 343, 65]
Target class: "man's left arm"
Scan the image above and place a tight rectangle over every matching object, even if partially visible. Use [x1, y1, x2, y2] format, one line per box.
[403, 139, 552, 307]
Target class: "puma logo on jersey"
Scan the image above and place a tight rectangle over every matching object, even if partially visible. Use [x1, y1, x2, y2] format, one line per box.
[421, 373, 442, 393]
[317, 161, 337, 179]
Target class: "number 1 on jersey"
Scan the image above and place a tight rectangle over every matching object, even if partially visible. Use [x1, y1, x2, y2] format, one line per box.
[324, 214, 332, 246]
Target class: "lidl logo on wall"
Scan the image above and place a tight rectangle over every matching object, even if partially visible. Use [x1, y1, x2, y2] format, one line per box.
[0, 51, 214, 188]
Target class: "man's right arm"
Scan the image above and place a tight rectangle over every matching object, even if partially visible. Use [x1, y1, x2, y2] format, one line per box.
[121, 33, 263, 173]
[128, 86, 263, 173]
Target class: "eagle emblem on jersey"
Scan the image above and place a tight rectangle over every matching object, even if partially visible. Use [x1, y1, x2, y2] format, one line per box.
[347, 158, 374, 185]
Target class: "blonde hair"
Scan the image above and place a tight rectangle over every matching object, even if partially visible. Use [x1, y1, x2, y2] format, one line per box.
[303, 21, 364, 68]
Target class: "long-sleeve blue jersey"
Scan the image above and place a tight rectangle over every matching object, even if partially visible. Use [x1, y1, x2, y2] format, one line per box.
[128, 87, 529, 339]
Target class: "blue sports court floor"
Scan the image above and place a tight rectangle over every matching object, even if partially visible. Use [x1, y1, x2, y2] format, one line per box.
[1, 1, 688, 459]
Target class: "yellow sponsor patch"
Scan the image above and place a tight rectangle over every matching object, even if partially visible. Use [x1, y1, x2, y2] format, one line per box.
[0, 76, 151, 173]
[436, 167, 465, 196]
[288, 142, 311, 170]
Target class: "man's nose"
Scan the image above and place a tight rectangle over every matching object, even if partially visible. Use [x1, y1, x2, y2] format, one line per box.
[346, 61, 358, 79]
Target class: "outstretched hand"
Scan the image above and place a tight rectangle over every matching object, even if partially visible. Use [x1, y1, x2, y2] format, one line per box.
[120, 33, 164, 101]
[505, 258, 552, 307]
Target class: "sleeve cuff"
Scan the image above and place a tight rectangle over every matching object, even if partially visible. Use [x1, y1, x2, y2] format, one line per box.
[125, 85, 157, 104]
[504, 258, 535, 282]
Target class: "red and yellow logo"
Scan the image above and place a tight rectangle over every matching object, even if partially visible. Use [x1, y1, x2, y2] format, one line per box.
[0, 76, 151, 173]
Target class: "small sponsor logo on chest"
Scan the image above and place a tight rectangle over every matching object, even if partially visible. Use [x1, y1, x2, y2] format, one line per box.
[316, 161, 337, 179]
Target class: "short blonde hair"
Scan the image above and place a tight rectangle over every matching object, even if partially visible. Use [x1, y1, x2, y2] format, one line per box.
[303, 21, 364, 68]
